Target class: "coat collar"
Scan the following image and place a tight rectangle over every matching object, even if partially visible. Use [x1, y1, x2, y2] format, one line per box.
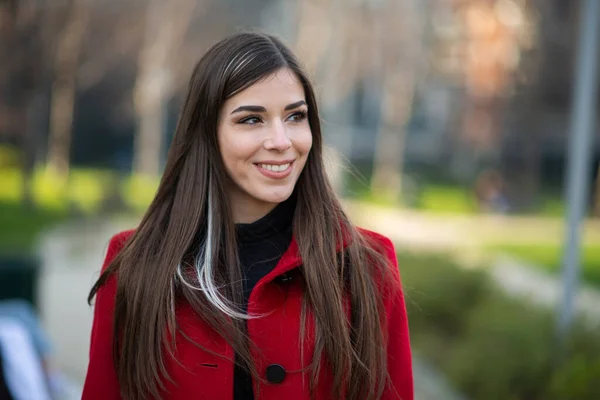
[252, 227, 352, 292]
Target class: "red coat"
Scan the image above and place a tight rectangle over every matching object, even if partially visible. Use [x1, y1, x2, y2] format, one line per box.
[82, 229, 413, 399]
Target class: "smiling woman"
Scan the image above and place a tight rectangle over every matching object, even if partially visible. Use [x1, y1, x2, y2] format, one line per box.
[218, 69, 312, 223]
[82, 32, 413, 400]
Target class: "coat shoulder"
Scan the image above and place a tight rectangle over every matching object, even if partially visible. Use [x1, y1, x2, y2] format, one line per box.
[109, 229, 136, 251]
[356, 227, 396, 259]
[356, 228, 402, 293]
[356, 227, 394, 247]
[102, 229, 135, 273]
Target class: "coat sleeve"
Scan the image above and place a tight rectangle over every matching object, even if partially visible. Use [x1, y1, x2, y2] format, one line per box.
[82, 231, 132, 399]
[381, 237, 414, 400]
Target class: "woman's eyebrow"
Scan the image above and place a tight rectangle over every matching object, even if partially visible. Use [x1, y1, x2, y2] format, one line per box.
[231, 105, 266, 114]
[230, 100, 307, 115]
[284, 100, 307, 110]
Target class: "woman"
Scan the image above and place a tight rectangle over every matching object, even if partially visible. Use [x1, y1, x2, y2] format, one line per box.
[83, 32, 413, 400]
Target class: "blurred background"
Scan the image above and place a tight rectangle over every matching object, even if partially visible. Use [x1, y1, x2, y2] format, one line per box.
[1, 0, 599, 399]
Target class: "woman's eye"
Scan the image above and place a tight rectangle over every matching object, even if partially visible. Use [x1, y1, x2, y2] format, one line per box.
[238, 115, 262, 125]
[287, 111, 307, 123]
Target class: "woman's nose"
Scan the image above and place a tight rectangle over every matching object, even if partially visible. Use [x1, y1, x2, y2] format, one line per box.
[264, 121, 292, 151]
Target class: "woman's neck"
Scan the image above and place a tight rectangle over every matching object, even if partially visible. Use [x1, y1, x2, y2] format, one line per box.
[231, 201, 278, 224]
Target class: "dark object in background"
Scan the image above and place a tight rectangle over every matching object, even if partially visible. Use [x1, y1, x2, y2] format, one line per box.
[0, 350, 14, 400]
[0, 256, 40, 399]
[0, 256, 39, 309]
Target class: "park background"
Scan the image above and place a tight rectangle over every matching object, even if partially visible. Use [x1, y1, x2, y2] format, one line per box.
[1, 0, 600, 398]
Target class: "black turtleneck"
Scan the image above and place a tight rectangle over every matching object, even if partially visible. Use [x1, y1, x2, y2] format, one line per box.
[233, 194, 295, 400]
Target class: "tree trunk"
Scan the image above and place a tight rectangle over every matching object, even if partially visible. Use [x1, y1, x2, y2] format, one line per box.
[46, 0, 88, 179]
[371, 0, 420, 201]
[133, 81, 168, 177]
[132, 0, 169, 179]
[22, 92, 45, 210]
[21, 108, 35, 210]
[6, 1, 49, 209]
[133, 0, 197, 178]
[371, 70, 415, 200]
[594, 163, 600, 217]
[47, 77, 77, 178]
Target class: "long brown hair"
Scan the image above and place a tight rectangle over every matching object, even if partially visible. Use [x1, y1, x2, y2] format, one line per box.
[89, 32, 394, 400]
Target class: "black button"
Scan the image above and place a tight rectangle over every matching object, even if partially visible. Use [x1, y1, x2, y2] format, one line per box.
[265, 364, 286, 384]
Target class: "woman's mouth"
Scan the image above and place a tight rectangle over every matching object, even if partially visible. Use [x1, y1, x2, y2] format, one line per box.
[254, 161, 294, 179]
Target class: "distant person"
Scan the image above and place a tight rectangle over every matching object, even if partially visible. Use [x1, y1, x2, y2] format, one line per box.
[0, 300, 80, 400]
[0, 317, 50, 400]
[83, 32, 413, 400]
[474, 169, 509, 214]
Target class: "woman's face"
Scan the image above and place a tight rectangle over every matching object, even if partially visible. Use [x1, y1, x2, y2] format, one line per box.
[217, 68, 312, 223]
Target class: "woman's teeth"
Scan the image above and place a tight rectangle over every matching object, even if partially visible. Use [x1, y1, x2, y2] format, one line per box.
[259, 163, 290, 172]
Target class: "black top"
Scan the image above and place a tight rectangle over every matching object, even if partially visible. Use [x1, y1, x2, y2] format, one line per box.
[233, 195, 295, 400]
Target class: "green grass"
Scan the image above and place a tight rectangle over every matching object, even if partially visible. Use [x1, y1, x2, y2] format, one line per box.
[0, 166, 159, 213]
[415, 184, 477, 215]
[539, 196, 566, 217]
[488, 243, 600, 287]
[400, 248, 600, 400]
[343, 164, 571, 217]
[0, 164, 159, 254]
[0, 202, 68, 253]
[345, 171, 478, 213]
[346, 174, 482, 215]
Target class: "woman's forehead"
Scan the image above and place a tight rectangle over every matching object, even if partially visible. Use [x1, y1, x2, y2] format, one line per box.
[223, 68, 305, 111]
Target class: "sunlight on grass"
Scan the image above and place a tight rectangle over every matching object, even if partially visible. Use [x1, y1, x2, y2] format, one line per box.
[417, 184, 477, 215]
[121, 174, 160, 213]
[31, 168, 69, 211]
[0, 168, 23, 203]
[0, 167, 159, 214]
[67, 169, 116, 213]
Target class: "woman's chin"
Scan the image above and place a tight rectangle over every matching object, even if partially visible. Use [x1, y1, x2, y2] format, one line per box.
[255, 187, 294, 205]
